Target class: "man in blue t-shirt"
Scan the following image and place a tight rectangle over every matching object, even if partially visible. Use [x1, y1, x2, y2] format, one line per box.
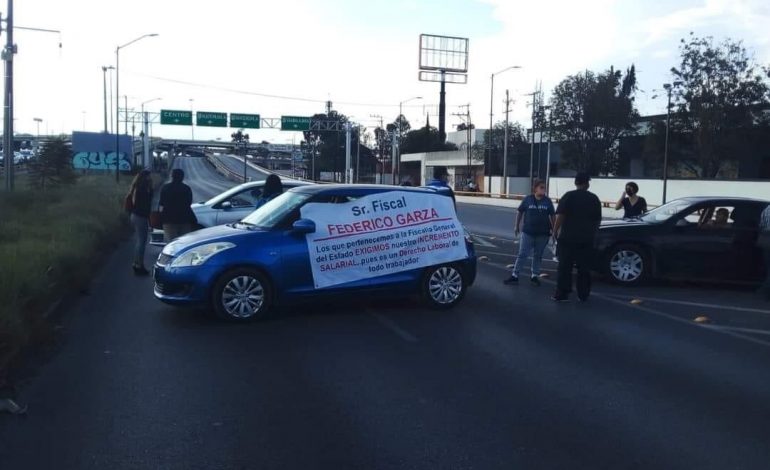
[504, 179, 555, 286]
[425, 166, 456, 206]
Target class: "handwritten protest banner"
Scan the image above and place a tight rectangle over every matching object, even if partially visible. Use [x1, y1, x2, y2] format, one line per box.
[300, 191, 468, 289]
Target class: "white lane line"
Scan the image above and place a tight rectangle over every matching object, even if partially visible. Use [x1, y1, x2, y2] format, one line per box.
[369, 312, 418, 343]
[481, 259, 770, 348]
[598, 293, 770, 315]
[702, 325, 770, 336]
[472, 236, 498, 248]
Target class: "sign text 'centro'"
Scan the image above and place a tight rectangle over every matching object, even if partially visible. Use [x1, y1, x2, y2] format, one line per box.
[160, 110, 193, 126]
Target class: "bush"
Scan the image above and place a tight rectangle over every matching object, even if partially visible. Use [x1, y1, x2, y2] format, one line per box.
[27, 137, 77, 190]
[0, 176, 130, 374]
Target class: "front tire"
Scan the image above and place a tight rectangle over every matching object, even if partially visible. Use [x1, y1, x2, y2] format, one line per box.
[606, 244, 649, 285]
[421, 264, 467, 309]
[212, 268, 272, 321]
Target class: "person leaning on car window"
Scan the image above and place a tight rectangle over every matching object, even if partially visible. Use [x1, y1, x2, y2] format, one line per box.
[615, 181, 647, 219]
[159, 168, 198, 242]
[128, 170, 153, 276]
[255, 174, 284, 209]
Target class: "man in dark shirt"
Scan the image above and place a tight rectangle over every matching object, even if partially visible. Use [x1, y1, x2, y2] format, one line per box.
[552, 172, 602, 302]
[159, 168, 197, 242]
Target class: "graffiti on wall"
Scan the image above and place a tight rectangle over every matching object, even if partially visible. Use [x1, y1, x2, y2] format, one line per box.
[73, 152, 132, 171]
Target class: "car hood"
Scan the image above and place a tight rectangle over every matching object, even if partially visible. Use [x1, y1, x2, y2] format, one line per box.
[162, 224, 265, 256]
[599, 218, 649, 229]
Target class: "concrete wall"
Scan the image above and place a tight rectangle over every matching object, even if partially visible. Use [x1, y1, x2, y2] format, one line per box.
[548, 177, 770, 205]
[484, 176, 534, 196]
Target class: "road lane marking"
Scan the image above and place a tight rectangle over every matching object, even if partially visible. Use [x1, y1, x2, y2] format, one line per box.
[480, 259, 770, 348]
[703, 325, 770, 336]
[368, 312, 418, 343]
[471, 236, 497, 248]
[598, 293, 770, 315]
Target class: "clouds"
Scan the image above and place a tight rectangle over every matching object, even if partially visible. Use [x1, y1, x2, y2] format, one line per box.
[9, 0, 770, 140]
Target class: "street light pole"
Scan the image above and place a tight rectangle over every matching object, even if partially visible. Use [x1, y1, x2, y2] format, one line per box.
[115, 33, 158, 182]
[189, 99, 195, 140]
[3, 0, 16, 191]
[396, 96, 421, 184]
[141, 98, 161, 169]
[488, 65, 521, 193]
[101, 66, 114, 133]
[662, 81, 681, 204]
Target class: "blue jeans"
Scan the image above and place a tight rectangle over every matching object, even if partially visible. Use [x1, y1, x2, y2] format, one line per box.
[513, 233, 550, 277]
[130, 214, 149, 267]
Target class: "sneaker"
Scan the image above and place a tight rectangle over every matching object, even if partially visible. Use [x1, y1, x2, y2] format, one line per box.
[530, 276, 541, 286]
[503, 275, 519, 285]
[551, 294, 568, 302]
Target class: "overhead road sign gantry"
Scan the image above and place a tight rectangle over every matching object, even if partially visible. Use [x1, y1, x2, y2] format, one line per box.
[230, 113, 261, 129]
[197, 111, 228, 127]
[160, 110, 193, 125]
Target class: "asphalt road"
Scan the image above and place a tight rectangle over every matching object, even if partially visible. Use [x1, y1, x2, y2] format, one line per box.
[211, 154, 269, 183]
[3, 157, 770, 469]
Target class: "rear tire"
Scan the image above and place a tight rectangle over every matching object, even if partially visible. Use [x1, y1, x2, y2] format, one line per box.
[211, 268, 272, 321]
[606, 244, 649, 286]
[421, 264, 467, 309]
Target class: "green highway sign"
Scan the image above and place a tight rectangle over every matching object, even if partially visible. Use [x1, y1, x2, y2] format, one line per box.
[281, 116, 311, 131]
[197, 111, 228, 127]
[160, 110, 193, 126]
[230, 113, 261, 129]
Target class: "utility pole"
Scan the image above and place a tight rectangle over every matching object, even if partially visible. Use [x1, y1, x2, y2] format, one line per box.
[545, 106, 553, 194]
[345, 121, 352, 184]
[3, 0, 16, 191]
[503, 90, 512, 195]
[661, 82, 681, 204]
[101, 66, 113, 132]
[370, 114, 383, 184]
[453, 104, 472, 188]
[123, 96, 129, 135]
[525, 88, 540, 189]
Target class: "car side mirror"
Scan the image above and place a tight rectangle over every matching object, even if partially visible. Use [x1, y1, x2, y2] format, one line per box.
[675, 219, 688, 228]
[221, 201, 232, 211]
[292, 219, 316, 234]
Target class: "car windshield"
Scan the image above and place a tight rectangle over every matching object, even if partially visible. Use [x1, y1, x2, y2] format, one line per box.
[638, 199, 695, 223]
[240, 191, 311, 228]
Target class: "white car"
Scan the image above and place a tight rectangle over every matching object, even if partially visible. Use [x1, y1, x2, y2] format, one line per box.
[150, 179, 311, 245]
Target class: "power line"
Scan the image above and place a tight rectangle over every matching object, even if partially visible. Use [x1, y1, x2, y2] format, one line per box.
[123, 70, 433, 109]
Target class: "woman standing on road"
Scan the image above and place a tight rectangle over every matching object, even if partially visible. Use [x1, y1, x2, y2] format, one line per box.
[128, 170, 153, 276]
[504, 179, 555, 286]
[615, 181, 647, 219]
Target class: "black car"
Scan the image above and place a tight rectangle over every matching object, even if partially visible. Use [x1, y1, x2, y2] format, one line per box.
[594, 197, 770, 285]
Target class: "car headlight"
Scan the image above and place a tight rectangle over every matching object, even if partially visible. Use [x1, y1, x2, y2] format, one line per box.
[170, 242, 236, 268]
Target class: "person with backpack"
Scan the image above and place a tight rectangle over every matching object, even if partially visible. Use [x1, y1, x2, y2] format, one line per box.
[126, 170, 153, 276]
[504, 179, 555, 286]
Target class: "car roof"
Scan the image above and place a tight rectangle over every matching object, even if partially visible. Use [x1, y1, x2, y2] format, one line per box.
[289, 184, 440, 196]
[674, 196, 770, 205]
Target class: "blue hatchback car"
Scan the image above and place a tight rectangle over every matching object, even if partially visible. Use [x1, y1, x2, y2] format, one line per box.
[153, 184, 477, 321]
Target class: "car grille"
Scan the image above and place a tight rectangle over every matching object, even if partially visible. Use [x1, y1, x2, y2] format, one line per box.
[154, 282, 190, 296]
[157, 253, 174, 266]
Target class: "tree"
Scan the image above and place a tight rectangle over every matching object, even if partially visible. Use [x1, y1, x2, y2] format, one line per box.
[550, 65, 639, 175]
[480, 121, 527, 175]
[386, 115, 411, 135]
[669, 34, 770, 177]
[28, 137, 76, 189]
[400, 123, 457, 154]
[457, 122, 475, 131]
[301, 111, 376, 181]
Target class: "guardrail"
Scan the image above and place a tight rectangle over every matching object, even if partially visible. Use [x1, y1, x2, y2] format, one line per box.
[454, 189, 651, 210]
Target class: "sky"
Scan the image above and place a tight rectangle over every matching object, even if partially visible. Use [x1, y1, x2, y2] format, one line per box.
[10, 0, 770, 143]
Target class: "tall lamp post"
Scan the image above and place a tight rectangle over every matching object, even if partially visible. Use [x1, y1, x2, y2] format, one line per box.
[662, 81, 682, 204]
[141, 97, 161, 169]
[101, 66, 114, 133]
[115, 33, 158, 182]
[189, 98, 195, 140]
[489, 65, 522, 193]
[396, 96, 421, 184]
